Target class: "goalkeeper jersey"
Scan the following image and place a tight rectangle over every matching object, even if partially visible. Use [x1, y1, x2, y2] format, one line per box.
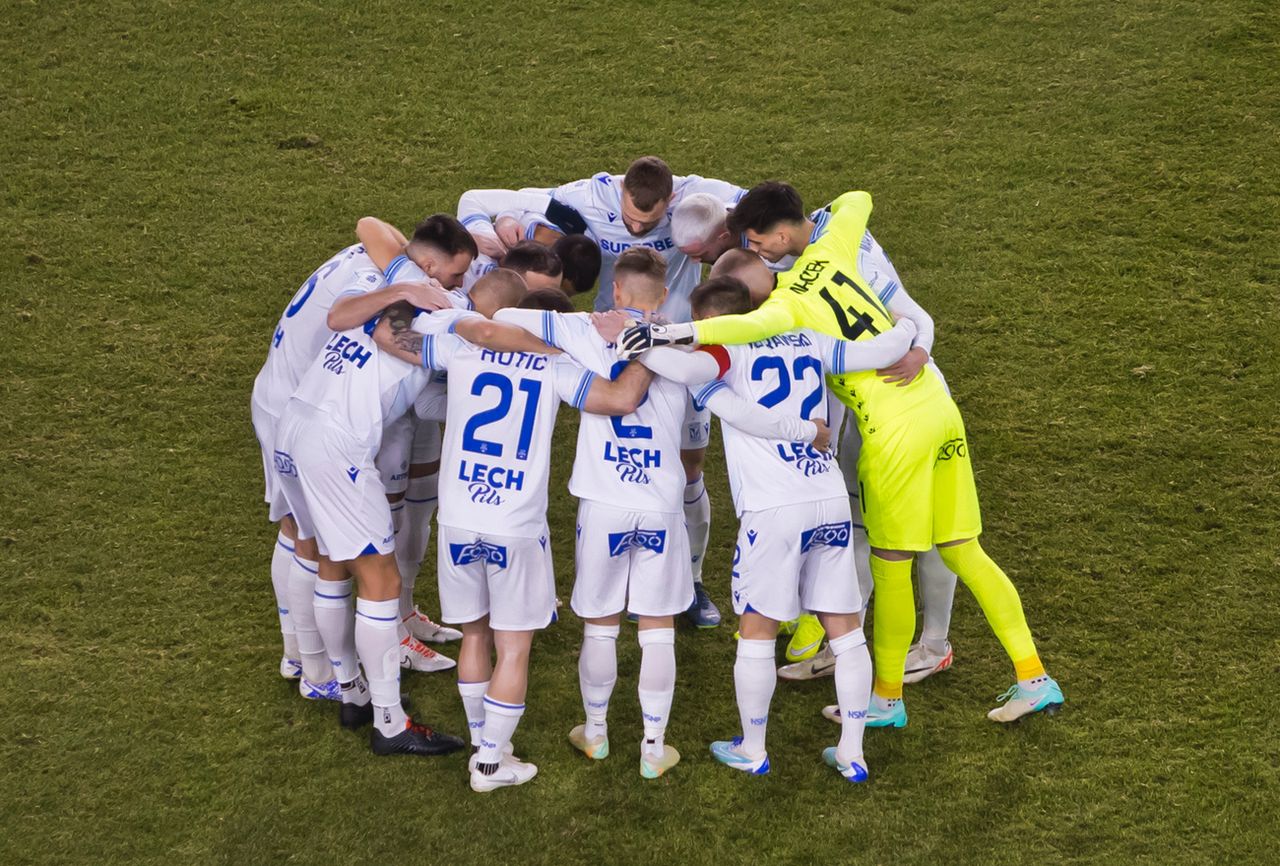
[693, 191, 948, 435]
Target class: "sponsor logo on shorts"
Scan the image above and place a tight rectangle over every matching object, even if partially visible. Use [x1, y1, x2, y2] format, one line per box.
[273, 450, 297, 477]
[607, 529, 667, 558]
[449, 540, 509, 569]
[799, 521, 852, 554]
[936, 437, 967, 462]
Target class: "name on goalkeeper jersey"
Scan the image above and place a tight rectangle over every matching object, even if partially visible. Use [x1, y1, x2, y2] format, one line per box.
[788, 259, 828, 295]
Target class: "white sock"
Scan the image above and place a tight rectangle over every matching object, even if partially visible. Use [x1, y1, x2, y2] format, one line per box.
[734, 638, 776, 757]
[918, 546, 957, 654]
[829, 627, 872, 766]
[288, 555, 333, 683]
[579, 623, 619, 740]
[683, 475, 710, 583]
[396, 474, 438, 616]
[312, 578, 357, 684]
[389, 500, 404, 534]
[458, 680, 489, 748]
[637, 628, 675, 756]
[271, 532, 298, 659]
[476, 696, 524, 770]
[354, 598, 407, 736]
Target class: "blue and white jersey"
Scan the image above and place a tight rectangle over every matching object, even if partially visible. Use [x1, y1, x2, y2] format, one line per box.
[550, 173, 745, 322]
[691, 331, 849, 515]
[420, 334, 596, 538]
[252, 245, 384, 416]
[511, 310, 687, 514]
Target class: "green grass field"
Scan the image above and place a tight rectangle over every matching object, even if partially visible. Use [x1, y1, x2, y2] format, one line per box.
[4, 0, 1279, 863]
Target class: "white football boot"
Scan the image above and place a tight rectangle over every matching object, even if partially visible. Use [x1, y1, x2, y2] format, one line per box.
[403, 606, 462, 644]
[400, 635, 456, 672]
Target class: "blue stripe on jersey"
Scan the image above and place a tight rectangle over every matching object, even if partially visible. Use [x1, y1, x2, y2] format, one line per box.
[809, 211, 831, 243]
[859, 232, 873, 253]
[460, 214, 491, 227]
[541, 311, 558, 348]
[572, 371, 596, 409]
[385, 254, 410, 283]
[692, 379, 728, 411]
[879, 280, 899, 304]
[833, 339, 846, 374]
[420, 335, 435, 370]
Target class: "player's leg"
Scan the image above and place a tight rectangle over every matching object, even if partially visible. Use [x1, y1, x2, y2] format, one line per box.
[255, 405, 302, 678]
[711, 508, 802, 776]
[287, 534, 338, 699]
[272, 516, 301, 679]
[469, 531, 555, 792]
[349, 550, 465, 756]
[800, 498, 870, 783]
[567, 501, 626, 759]
[312, 556, 376, 727]
[680, 404, 719, 628]
[399, 418, 460, 644]
[867, 548, 916, 727]
[904, 547, 957, 683]
[931, 408, 1062, 721]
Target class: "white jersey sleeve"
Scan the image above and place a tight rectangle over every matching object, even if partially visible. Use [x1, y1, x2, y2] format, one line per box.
[457, 189, 555, 236]
[494, 309, 616, 377]
[805, 324, 918, 374]
[671, 174, 746, 207]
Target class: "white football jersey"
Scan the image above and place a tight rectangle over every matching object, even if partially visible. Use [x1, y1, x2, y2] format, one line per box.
[421, 334, 595, 538]
[252, 245, 384, 416]
[550, 173, 745, 322]
[510, 310, 687, 514]
[690, 331, 848, 514]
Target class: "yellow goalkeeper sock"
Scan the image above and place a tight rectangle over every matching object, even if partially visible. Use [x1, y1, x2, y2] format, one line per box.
[937, 539, 1045, 680]
[869, 554, 915, 700]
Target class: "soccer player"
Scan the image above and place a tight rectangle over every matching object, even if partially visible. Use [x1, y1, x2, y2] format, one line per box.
[373, 308, 657, 791]
[250, 220, 467, 695]
[459, 158, 746, 627]
[620, 184, 1065, 725]
[639, 275, 919, 781]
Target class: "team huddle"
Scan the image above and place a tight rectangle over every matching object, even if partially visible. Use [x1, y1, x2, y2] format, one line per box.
[250, 156, 1065, 792]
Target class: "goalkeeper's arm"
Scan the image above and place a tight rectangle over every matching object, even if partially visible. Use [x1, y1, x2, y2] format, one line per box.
[691, 301, 797, 346]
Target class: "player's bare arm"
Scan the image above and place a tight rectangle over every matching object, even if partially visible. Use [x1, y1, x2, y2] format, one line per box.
[355, 217, 408, 270]
[579, 359, 654, 416]
[328, 280, 451, 332]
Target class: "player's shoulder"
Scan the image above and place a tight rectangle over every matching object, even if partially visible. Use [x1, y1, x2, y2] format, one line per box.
[555, 173, 620, 208]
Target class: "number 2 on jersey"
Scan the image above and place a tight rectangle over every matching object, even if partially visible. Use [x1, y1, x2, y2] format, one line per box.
[751, 355, 824, 420]
[461, 372, 542, 459]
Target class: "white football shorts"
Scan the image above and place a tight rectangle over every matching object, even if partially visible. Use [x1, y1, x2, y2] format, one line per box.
[572, 500, 693, 619]
[681, 400, 711, 451]
[250, 401, 291, 523]
[730, 496, 861, 622]
[274, 403, 395, 562]
[376, 412, 413, 497]
[436, 524, 556, 631]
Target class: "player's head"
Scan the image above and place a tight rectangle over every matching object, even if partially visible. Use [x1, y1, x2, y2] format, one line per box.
[552, 234, 602, 295]
[672, 193, 734, 263]
[518, 288, 575, 313]
[469, 268, 527, 317]
[726, 182, 806, 263]
[406, 214, 478, 289]
[612, 247, 668, 312]
[621, 156, 674, 237]
[499, 241, 563, 292]
[689, 275, 751, 320]
[709, 249, 777, 309]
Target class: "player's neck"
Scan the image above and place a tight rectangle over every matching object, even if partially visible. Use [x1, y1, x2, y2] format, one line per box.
[793, 220, 816, 254]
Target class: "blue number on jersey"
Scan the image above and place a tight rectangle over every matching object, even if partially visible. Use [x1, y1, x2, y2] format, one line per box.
[607, 360, 652, 440]
[750, 355, 825, 420]
[284, 255, 344, 319]
[461, 373, 543, 459]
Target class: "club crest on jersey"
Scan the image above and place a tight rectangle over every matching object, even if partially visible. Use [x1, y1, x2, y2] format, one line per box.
[449, 540, 509, 568]
[322, 334, 373, 374]
[273, 451, 297, 477]
[799, 521, 852, 554]
[607, 529, 667, 558]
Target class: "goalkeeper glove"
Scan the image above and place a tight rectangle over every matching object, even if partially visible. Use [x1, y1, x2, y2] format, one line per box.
[617, 321, 696, 359]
